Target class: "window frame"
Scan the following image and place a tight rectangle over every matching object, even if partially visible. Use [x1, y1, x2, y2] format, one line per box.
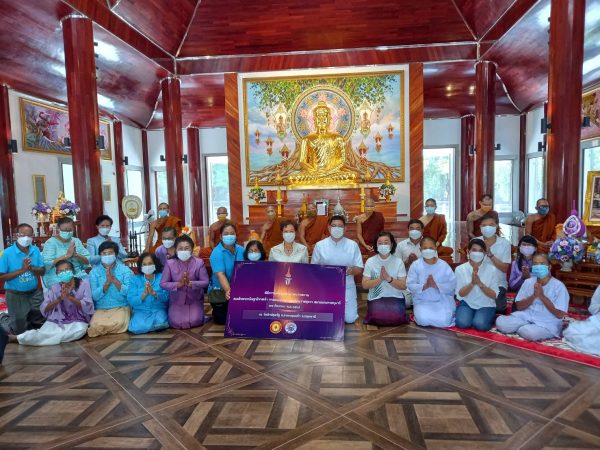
[493, 155, 518, 218]
[204, 154, 230, 226]
[422, 145, 459, 223]
[525, 153, 546, 214]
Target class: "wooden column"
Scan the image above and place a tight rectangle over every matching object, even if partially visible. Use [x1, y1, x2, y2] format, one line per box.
[62, 14, 102, 240]
[409, 63, 424, 219]
[224, 73, 243, 222]
[460, 114, 475, 220]
[0, 85, 17, 244]
[546, 0, 585, 222]
[161, 77, 185, 219]
[187, 127, 203, 227]
[474, 61, 496, 199]
[141, 129, 151, 212]
[113, 120, 128, 237]
[518, 113, 527, 212]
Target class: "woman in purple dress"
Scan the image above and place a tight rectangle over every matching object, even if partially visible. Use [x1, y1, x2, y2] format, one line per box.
[508, 235, 538, 292]
[160, 235, 209, 329]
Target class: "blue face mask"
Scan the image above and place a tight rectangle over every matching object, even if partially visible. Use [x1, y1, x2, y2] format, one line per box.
[158, 210, 168, 218]
[531, 264, 550, 279]
[537, 206, 549, 216]
[101, 254, 116, 266]
[425, 206, 436, 215]
[247, 252, 261, 261]
[222, 234, 236, 246]
[59, 230, 73, 240]
[57, 270, 74, 283]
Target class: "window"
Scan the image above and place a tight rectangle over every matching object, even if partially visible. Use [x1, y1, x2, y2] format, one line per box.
[206, 155, 230, 225]
[423, 147, 455, 221]
[126, 169, 144, 221]
[583, 145, 600, 179]
[494, 159, 514, 213]
[527, 156, 545, 214]
[61, 163, 75, 202]
[154, 169, 168, 207]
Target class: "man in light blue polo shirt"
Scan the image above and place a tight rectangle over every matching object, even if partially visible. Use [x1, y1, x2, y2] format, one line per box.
[86, 215, 127, 265]
[0, 223, 46, 335]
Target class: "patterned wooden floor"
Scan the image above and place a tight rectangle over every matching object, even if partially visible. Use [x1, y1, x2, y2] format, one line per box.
[1, 317, 600, 449]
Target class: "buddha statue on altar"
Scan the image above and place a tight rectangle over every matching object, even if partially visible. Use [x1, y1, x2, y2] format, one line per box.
[289, 101, 356, 187]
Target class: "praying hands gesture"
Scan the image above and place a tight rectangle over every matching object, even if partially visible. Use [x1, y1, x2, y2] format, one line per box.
[178, 271, 192, 288]
[65, 241, 76, 258]
[471, 268, 482, 288]
[380, 266, 392, 283]
[21, 256, 32, 272]
[103, 266, 121, 292]
[423, 274, 437, 290]
[142, 281, 157, 300]
[522, 265, 530, 279]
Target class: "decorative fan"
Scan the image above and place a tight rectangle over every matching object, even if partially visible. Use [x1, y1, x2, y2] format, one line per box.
[121, 195, 142, 219]
[512, 211, 526, 226]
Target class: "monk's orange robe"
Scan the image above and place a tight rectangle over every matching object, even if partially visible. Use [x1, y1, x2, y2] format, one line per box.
[305, 216, 329, 248]
[424, 214, 453, 257]
[150, 216, 182, 252]
[361, 211, 385, 252]
[531, 213, 557, 243]
[262, 218, 283, 256]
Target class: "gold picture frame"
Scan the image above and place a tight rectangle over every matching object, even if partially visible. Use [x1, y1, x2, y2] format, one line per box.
[583, 170, 600, 225]
[32, 175, 47, 203]
[582, 85, 600, 142]
[102, 183, 112, 203]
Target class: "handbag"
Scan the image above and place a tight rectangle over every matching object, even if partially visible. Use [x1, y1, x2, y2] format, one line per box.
[208, 288, 227, 305]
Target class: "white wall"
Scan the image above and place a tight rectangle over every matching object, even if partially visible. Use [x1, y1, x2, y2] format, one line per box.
[526, 107, 545, 155]
[424, 118, 461, 147]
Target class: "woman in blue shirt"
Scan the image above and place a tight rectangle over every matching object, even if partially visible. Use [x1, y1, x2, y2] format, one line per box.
[127, 252, 169, 334]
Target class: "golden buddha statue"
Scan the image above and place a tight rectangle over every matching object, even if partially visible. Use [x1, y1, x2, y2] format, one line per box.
[289, 101, 356, 187]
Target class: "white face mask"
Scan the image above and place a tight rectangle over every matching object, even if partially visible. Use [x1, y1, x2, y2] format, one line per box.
[330, 227, 344, 239]
[409, 229, 422, 240]
[141, 265, 156, 275]
[481, 225, 497, 238]
[98, 227, 110, 236]
[177, 250, 192, 261]
[162, 239, 175, 249]
[421, 248, 437, 260]
[283, 232, 296, 243]
[469, 251, 485, 263]
[247, 252, 261, 261]
[17, 236, 33, 247]
[378, 244, 391, 256]
[520, 245, 536, 256]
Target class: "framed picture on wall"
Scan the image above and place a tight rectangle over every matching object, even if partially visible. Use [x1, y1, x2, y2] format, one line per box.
[103, 183, 112, 203]
[582, 86, 600, 142]
[583, 170, 600, 225]
[32, 175, 47, 203]
[19, 97, 112, 160]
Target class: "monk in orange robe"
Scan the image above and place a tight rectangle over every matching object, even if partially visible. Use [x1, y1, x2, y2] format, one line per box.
[299, 203, 328, 254]
[467, 194, 499, 239]
[260, 205, 283, 257]
[145, 203, 182, 253]
[525, 198, 556, 252]
[420, 198, 453, 258]
[356, 198, 385, 254]
[209, 207, 237, 249]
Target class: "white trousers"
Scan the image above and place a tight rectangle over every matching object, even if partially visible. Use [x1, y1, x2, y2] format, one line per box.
[563, 315, 600, 356]
[345, 285, 358, 324]
[17, 321, 88, 346]
[414, 299, 456, 328]
[495, 314, 554, 341]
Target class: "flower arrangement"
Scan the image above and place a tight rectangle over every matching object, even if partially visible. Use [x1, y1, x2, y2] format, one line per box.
[379, 176, 396, 201]
[248, 179, 266, 204]
[59, 200, 80, 217]
[31, 202, 52, 217]
[549, 236, 584, 264]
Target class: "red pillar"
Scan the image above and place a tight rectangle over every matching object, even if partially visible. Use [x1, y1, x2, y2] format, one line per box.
[141, 129, 152, 213]
[113, 120, 128, 239]
[187, 127, 203, 227]
[518, 113, 527, 212]
[546, 0, 585, 222]
[460, 114, 475, 220]
[474, 61, 496, 200]
[0, 85, 17, 244]
[161, 77, 185, 219]
[62, 15, 102, 240]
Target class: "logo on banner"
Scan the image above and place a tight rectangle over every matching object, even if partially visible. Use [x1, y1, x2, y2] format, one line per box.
[269, 321, 283, 334]
[284, 322, 297, 334]
[284, 266, 292, 285]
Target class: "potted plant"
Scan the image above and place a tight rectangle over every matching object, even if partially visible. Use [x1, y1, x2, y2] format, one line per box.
[248, 179, 266, 205]
[378, 176, 396, 202]
[31, 202, 52, 220]
[549, 236, 584, 272]
[59, 200, 80, 218]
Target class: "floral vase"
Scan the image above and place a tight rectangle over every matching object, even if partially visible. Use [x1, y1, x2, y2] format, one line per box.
[384, 194, 391, 202]
[560, 259, 574, 272]
[254, 198, 261, 205]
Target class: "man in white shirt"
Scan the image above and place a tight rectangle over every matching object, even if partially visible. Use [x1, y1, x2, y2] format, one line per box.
[394, 219, 424, 268]
[312, 215, 364, 323]
[478, 214, 511, 312]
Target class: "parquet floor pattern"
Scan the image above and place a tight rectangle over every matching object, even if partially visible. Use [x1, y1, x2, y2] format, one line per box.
[1, 308, 600, 449]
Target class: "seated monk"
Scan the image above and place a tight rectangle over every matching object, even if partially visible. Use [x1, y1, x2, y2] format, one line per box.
[467, 193, 499, 240]
[260, 205, 283, 257]
[356, 198, 385, 254]
[525, 198, 556, 252]
[209, 207, 236, 249]
[145, 203, 182, 253]
[298, 203, 329, 254]
[420, 198, 453, 259]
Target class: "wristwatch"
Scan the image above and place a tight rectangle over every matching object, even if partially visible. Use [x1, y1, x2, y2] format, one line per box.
[388, 276, 394, 283]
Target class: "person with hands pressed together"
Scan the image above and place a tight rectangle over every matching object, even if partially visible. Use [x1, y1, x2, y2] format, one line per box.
[478, 214, 511, 312]
[87, 215, 127, 265]
[394, 219, 424, 269]
[509, 235, 538, 292]
[495, 253, 569, 341]
[88, 241, 132, 337]
[42, 217, 89, 287]
[467, 194, 499, 239]
[154, 226, 177, 267]
[144, 203, 182, 253]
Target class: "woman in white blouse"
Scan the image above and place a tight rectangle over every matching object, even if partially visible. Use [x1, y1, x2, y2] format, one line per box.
[268, 220, 309, 264]
[455, 238, 502, 331]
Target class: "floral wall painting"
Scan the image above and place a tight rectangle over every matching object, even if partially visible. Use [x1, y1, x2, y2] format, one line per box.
[581, 86, 600, 141]
[243, 71, 405, 186]
[20, 97, 112, 160]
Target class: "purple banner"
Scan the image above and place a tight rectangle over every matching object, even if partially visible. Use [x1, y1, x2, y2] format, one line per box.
[225, 261, 346, 340]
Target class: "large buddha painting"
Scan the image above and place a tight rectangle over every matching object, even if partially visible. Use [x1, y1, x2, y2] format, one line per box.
[582, 86, 600, 141]
[243, 71, 405, 187]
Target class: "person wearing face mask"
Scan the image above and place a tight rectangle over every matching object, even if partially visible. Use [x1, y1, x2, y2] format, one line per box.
[87, 215, 128, 265]
[42, 217, 89, 287]
[312, 216, 364, 324]
[88, 241, 133, 337]
[154, 227, 178, 267]
[407, 237, 457, 328]
[509, 235, 538, 292]
[394, 219, 424, 268]
[0, 223, 46, 336]
[477, 214, 511, 313]
[244, 240, 267, 262]
[355, 198, 385, 254]
[268, 220, 309, 263]
[15, 260, 94, 346]
[467, 194, 499, 239]
[209, 207, 236, 249]
[563, 285, 600, 356]
[259, 206, 283, 257]
[127, 252, 169, 334]
[420, 198, 453, 259]
[362, 232, 408, 326]
[495, 253, 569, 341]
[298, 203, 329, 254]
[161, 235, 209, 329]
[525, 198, 556, 252]
[208, 223, 245, 323]
[455, 239, 503, 331]
[144, 203, 182, 253]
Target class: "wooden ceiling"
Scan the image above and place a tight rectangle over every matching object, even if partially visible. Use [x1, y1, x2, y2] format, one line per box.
[0, 0, 599, 127]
